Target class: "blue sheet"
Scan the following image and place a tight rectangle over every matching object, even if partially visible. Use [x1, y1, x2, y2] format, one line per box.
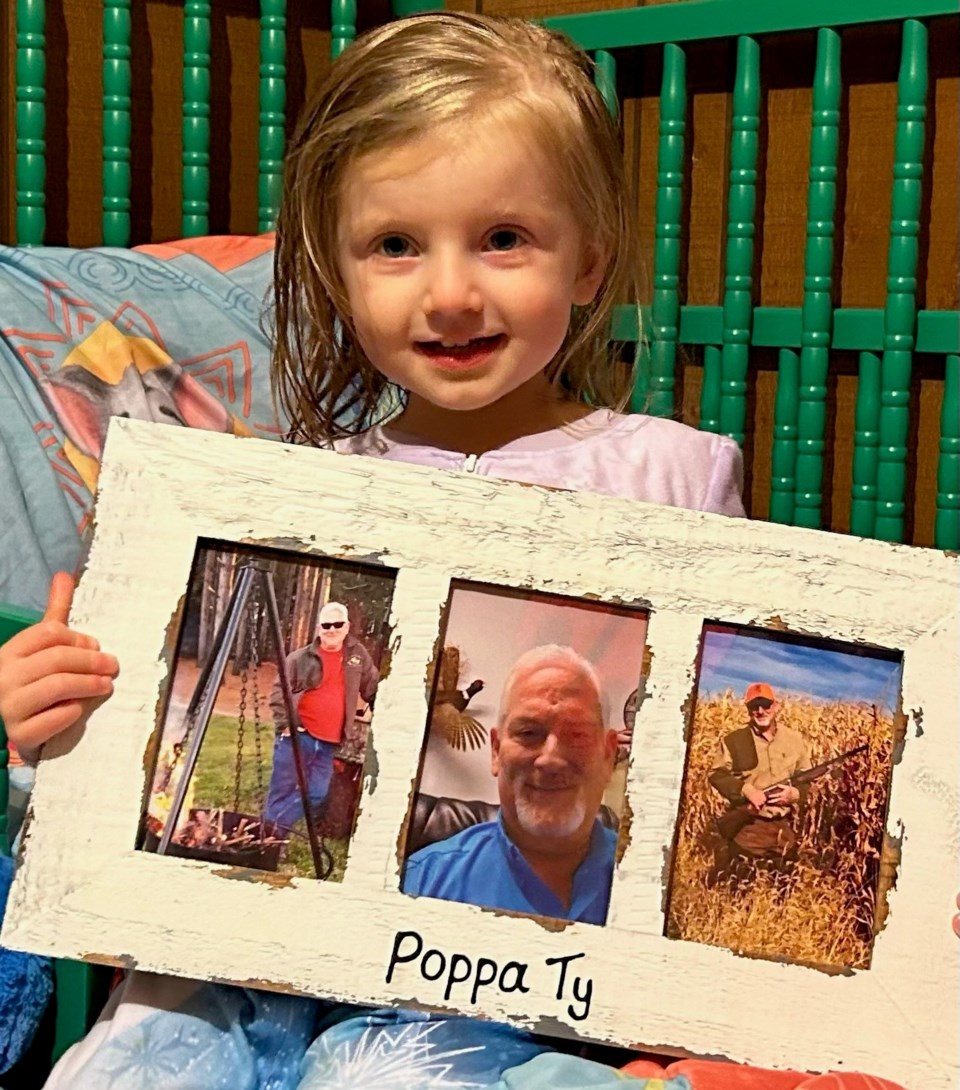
[0, 239, 280, 611]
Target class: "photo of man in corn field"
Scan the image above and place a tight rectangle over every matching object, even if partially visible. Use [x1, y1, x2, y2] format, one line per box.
[667, 624, 903, 970]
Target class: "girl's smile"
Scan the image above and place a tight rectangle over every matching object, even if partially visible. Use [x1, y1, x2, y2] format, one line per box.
[414, 333, 507, 371]
[336, 116, 605, 450]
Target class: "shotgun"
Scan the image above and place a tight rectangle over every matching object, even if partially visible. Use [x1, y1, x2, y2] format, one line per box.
[715, 743, 869, 841]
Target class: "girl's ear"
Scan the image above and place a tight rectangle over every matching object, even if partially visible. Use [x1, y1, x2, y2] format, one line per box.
[572, 245, 610, 307]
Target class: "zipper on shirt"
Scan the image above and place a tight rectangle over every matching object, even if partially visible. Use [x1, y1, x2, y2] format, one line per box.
[462, 453, 479, 473]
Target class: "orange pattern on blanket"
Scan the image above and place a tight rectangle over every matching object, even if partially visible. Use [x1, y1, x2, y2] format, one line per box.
[135, 233, 275, 271]
[620, 1059, 908, 1090]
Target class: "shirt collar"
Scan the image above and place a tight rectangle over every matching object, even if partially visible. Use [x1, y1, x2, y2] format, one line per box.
[493, 811, 609, 920]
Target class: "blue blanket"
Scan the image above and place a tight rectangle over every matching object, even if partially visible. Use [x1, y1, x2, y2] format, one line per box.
[46, 973, 681, 1089]
[0, 854, 53, 1073]
[0, 238, 280, 612]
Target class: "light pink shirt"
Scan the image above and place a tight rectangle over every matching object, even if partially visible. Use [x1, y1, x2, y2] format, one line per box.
[334, 408, 745, 517]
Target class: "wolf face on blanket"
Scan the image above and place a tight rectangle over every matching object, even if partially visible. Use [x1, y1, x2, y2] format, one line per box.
[42, 321, 251, 493]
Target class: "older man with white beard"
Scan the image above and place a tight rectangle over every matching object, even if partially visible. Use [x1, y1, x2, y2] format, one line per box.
[264, 600, 379, 836]
[403, 645, 620, 924]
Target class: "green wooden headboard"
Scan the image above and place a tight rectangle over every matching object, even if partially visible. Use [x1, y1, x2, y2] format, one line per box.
[536, 1, 958, 548]
[12, 0, 959, 546]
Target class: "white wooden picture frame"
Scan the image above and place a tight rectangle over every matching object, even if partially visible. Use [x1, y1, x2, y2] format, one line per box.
[4, 418, 958, 1088]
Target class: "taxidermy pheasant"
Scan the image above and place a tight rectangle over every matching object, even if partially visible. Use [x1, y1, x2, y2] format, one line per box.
[430, 646, 487, 751]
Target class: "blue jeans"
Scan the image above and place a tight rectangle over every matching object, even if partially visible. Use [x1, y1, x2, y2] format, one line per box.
[264, 734, 335, 834]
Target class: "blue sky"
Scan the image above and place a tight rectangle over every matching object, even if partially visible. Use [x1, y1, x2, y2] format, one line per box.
[697, 626, 902, 711]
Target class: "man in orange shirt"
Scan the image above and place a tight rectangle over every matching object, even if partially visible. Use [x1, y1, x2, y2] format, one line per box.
[264, 601, 379, 836]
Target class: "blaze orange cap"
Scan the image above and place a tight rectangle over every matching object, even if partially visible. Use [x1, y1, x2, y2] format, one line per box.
[744, 682, 775, 704]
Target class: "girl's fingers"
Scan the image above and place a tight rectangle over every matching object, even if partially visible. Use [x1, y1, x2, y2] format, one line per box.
[2, 618, 101, 660]
[44, 571, 76, 625]
[8, 700, 90, 754]
[1, 671, 114, 740]
[10, 643, 119, 690]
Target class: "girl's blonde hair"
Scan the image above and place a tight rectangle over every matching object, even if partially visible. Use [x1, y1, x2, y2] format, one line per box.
[272, 11, 641, 445]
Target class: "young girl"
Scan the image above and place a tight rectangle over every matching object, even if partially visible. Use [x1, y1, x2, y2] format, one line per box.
[0, 13, 923, 1089]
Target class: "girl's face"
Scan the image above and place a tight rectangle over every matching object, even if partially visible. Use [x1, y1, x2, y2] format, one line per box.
[336, 117, 604, 438]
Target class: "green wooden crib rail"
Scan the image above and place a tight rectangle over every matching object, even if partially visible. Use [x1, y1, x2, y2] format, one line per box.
[13, 0, 364, 243]
[539, 0, 959, 547]
[13, 1, 959, 549]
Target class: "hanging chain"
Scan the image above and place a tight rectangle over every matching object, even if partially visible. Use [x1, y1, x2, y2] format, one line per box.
[167, 687, 203, 779]
[234, 614, 249, 813]
[250, 585, 266, 813]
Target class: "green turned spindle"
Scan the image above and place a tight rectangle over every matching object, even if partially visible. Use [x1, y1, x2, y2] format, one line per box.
[699, 345, 722, 434]
[259, 0, 286, 233]
[874, 20, 927, 543]
[331, 1, 356, 58]
[718, 36, 760, 446]
[594, 50, 617, 118]
[102, 0, 132, 246]
[182, 1, 211, 237]
[15, 0, 46, 246]
[641, 42, 686, 418]
[794, 27, 841, 529]
[850, 351, 881, 537]
[935, 354, 959, 551]
[769, 349, 800, 524]
[390, 0, 439, 13]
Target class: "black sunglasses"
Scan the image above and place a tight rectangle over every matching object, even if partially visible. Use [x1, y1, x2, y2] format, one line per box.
[748, 699, 774, 712]
[320, 621, 346, 630]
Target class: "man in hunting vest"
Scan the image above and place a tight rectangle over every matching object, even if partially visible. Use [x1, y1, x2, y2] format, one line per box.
[707, 682, 812, 886]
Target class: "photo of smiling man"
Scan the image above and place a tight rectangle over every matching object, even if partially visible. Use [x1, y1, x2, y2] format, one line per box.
[402, 584, 647, 926]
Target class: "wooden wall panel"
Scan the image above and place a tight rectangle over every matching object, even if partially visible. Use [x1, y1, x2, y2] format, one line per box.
[484, 0, 639, 17]
[758, 36, 813, 309]
[925, 17, 959, 311]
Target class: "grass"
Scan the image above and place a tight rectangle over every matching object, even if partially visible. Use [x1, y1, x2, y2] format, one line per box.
[189, 714, 350, 882]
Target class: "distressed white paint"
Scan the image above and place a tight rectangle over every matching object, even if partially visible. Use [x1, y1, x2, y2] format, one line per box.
[3, 419, 959, 1087]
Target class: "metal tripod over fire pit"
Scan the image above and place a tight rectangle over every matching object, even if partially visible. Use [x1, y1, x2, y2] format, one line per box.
[157, 561, 332, 879]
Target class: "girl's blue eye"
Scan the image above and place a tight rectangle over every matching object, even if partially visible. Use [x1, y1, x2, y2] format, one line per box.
[378, 235, 412, 258]
[486, 229, 521, 252]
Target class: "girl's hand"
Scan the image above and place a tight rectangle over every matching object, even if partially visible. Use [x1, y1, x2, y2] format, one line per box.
[0, 572, 119, 760]
[954, 894, 959, 939]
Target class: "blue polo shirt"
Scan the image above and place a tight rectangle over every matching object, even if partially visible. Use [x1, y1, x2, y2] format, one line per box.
[402, 813, 617, 924]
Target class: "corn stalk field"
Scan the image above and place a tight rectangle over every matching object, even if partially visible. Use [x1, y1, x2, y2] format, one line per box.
[666, 692, 899, 970]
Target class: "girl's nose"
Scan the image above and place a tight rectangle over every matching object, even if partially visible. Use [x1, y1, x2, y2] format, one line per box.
[422, 251, 482, 317]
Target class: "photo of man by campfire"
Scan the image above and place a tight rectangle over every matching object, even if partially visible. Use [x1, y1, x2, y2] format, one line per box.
[140, 542, 395, 881]
[666, 623, 903, 971]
